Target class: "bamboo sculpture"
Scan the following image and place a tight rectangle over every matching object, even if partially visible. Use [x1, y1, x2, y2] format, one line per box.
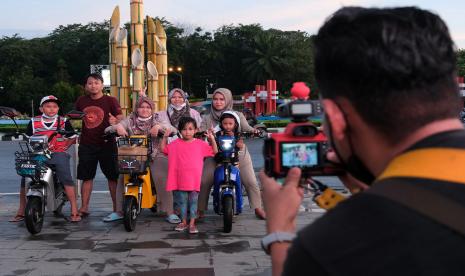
[146, 16, 159, 107]
[109, 6, 120, 99]
[147, 61, 159, 110]
[109, 1, 168, 112]
[130, 0, 145, 110]
[155, 19, 168, 110]
[116, 28, 130, 116]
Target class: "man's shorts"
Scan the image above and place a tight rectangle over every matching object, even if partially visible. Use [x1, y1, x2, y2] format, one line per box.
[77, 143, 118, 181]
[47, 152, 74, 186]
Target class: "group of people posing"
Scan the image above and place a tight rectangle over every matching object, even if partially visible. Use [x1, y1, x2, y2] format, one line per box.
[9, 73, 266, 233]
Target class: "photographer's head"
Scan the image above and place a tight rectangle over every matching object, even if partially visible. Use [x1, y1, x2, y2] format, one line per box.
[316, 7, 462, 182]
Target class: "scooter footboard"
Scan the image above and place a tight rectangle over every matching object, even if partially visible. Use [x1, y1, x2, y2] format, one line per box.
[140, 171, 155, 208]
[123, 173, 156, 209]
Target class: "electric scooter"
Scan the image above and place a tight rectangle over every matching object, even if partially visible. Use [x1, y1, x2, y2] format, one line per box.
[2, 107, 85, 234]
[117, 135, 157, 232]
[212, 134, 243, 233]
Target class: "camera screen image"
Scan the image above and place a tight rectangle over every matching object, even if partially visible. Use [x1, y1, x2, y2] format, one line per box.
[280, 142, 318, 168]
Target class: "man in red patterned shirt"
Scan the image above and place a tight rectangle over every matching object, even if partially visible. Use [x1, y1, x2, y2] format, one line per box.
[75, 73, 123, 221]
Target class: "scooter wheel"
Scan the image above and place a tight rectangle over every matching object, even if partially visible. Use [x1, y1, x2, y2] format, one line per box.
[223, 196, 233, 233]
[123, 196, 138, 232]
[25, 196, 44, 235]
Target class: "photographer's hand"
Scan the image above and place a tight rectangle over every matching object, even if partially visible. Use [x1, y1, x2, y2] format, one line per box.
[260, 167, 304, 233]
[260, 168, 304, 276]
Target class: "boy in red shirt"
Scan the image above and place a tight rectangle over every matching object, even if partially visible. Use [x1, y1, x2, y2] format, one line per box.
[10, 95, 81, 222]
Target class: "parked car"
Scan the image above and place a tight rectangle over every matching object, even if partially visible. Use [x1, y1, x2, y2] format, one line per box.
[190, 101, 211, 116]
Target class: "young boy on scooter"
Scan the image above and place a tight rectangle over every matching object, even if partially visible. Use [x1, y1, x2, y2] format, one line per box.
[160, 117, 218, 234]
[9, 95, 81, 222]
[215, 111, 244, 166]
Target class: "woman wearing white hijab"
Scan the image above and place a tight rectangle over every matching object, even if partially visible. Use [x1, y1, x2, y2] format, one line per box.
[199, 88, 266, 219]
[158, 88, 202, 129]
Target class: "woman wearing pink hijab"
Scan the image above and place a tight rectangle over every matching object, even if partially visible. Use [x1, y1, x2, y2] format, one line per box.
[105, 96, 174, 222]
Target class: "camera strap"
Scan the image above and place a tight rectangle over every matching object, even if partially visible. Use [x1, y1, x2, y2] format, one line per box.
[368, 148, 465, 236]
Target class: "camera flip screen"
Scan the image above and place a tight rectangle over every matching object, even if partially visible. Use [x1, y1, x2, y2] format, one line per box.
[280, 142, 318, 168]
[291, 103, 312, 115]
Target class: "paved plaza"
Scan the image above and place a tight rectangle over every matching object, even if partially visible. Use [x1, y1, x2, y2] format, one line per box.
[0, 139, 343, 276]
[0, 191, 328, 276]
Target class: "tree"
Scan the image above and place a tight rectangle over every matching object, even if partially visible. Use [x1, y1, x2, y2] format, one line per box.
[180, 28, 214, 98]
[51, 81, 83, 113]
[48, 22, 109, 84]
[8, 66, 47, 116]
[210, 24, 265, 93]
[458, 49, 465, 77]
[242, 32, 287, 84]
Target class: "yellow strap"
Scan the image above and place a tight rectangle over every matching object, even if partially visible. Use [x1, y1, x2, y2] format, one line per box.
[377, 148, 465, 184]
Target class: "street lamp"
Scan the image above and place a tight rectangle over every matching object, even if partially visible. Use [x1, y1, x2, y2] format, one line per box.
[168, 66, 183, 90]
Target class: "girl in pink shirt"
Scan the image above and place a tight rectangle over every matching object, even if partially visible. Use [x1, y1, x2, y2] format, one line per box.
[160, 117, 217, 234]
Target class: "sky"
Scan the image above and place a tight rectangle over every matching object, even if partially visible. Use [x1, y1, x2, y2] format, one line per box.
[0, 0, 464, 48]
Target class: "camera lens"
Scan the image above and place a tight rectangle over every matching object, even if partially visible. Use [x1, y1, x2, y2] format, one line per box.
[293, 125, 318, 137]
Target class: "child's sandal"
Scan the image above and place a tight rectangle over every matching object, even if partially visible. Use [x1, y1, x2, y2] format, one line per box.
[175, 223, 188, 232]
[189, 225, 199, 234]
[69, 213, 82, 222]
[9, 214, 25, 222]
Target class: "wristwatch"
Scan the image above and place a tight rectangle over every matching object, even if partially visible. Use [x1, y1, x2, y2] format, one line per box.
[261, 232, 296, 255]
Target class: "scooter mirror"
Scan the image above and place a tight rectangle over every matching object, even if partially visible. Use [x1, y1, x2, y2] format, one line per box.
[0, 106, 20, 118]
[66, 110, 86, 120]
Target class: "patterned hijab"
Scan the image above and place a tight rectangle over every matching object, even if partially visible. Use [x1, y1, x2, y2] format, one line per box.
[129, 96, 157, 134]
[210, 88, 234, 122]
[167, 88, 191, 129]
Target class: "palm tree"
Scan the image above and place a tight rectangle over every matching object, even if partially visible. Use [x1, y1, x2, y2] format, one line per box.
[242, 32, 287, 83]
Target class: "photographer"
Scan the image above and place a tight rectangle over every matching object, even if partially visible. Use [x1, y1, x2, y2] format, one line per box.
[260, 7, 465, 276]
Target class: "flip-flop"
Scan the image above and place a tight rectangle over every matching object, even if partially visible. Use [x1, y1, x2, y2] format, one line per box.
[165, 214, 181, 224]
[9, 215, 24, 222]
[69, 214, 82, 223]
[103, 212, 123, 222]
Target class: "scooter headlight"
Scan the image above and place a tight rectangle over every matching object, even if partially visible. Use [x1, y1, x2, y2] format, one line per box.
[119, 158, 139, 170]
[220, 139, 234, 151]
[31, 142, 43, 152]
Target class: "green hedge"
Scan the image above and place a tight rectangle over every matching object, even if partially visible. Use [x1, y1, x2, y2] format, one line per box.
[0, 125, 26, 133]
[260, 119, 322, 128]
[261, 120, 290, 128]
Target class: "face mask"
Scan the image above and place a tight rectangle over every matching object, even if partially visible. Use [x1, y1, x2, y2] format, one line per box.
[325, 114, 376, 185]
[42, 114, 58, 120]
[137, 115, 152, 121]
[171, 102, 186, 111]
